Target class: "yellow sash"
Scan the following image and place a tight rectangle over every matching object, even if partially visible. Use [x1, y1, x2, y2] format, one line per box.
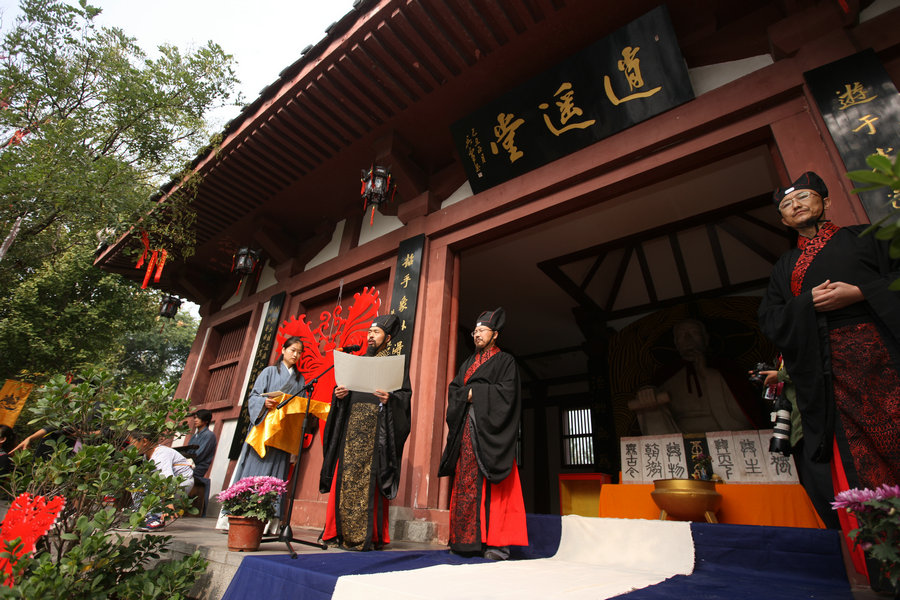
[245, 394, 331, 458]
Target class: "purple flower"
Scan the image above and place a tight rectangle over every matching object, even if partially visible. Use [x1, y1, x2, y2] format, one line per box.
[832, 487, 878, 512]
[874, 484, 900, 501]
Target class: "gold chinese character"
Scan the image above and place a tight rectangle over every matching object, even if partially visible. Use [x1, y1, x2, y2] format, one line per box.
[604, 46, 661, 106]
[619, 46, 645, 90]
[490, 112, 525, 163]
[538, 82, 596, 136]
[401, 319, 407, 331]
[391, 341, 404, 355]
[401, 253, 415, 268]
[852, 114, 879, 135]
[400, 273, 411, 288]
[398, 295, 408, 312]
[876, 147, 894, 158]
[465, 131, 485, 172]
[837, 82, 877, 110]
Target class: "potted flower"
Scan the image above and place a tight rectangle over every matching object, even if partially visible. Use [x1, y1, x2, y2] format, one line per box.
[832, 484, 900, 596]
[216, 476, 287, 552]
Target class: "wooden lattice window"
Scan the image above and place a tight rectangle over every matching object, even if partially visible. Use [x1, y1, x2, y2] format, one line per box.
[562, 407, 594, 466]
[204, 321, 247, 404]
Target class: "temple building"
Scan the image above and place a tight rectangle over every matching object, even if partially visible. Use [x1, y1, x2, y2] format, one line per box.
[97, 0, 900, 540]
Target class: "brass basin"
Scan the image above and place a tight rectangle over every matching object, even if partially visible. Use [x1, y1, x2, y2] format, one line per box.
[651, 478, 722, 523]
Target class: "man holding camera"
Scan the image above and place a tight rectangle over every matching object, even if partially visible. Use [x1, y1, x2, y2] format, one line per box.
[759, 171, 900, 577]
[759, 171, 900, 489]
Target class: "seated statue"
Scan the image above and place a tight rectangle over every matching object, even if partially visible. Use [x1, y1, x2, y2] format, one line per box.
[629, 319, 763, 435]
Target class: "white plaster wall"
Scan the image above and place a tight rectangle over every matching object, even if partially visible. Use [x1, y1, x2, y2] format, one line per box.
[256, 259, 277, 292]
[358, 207, 404, 246]
[220, 287, 242, 310]
[305, 219, 345, 270]
[688, 54, 774, 97]
[440, 180, 473, 209]
[861, 0, 900, 21]
[209, 418, 237, 496]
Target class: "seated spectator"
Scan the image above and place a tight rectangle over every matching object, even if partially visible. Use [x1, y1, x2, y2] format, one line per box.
[0, 425, 16, 476]
[128, 432, 194, 530]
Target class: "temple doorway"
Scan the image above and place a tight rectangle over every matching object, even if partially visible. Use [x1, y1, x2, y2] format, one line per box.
[453, 144, 789, 514]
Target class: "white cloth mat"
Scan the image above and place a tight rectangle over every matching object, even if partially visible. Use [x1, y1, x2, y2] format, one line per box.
[332, 515, 694, 600]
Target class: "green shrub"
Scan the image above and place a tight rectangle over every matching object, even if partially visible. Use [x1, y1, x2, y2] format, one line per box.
[0, 368, 207, 597]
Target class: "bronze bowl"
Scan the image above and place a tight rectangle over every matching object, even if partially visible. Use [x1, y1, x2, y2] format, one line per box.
[651, 478, 722, 523]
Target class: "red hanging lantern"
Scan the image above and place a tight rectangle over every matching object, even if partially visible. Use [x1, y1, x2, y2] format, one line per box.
[233, 247, 260, 276]
[231, 247, 261, 296]
[360, 165, 396, 225]
[158, 295, 182, 319]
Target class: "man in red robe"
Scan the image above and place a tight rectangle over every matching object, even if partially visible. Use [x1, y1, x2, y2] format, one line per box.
[759, 171, 900, 582]
[439, 307, 528, 560]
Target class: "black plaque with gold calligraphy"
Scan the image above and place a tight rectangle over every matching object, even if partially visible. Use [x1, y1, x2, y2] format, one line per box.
[386, 234, 425, 366]
[451, 5, 693, 194]
[804, 49, 900, 223]
[228, 291, 287, 460]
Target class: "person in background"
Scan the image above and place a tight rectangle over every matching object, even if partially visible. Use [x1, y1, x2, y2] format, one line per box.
[757, 361, 839, 529]
[128, 431, 194, 530]
[187, 409, 216, 517]
[0, 425, 16, 476]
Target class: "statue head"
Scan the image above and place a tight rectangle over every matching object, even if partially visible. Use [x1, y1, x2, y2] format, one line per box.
[672, 319, 709, 361]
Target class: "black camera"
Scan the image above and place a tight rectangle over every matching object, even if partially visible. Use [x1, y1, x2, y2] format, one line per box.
[769, 392, 793, 456]
[749, 362, 773, 387]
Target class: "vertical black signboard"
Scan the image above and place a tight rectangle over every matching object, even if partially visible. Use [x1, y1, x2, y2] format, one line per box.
[804, 49, 900, 223]
[451, 5, 694, 194]
[386, 234, 425, 366]
[228, 291, 287, 460]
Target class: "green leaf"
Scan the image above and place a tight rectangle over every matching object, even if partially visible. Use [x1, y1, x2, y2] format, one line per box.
[865, 153, 893, 173]
[851, 184, 888, 195]
[847, 170, 895, 186]
[873, 226, 895, 241]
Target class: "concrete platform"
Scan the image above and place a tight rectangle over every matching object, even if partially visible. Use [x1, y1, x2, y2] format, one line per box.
[148, 516, 445, 600]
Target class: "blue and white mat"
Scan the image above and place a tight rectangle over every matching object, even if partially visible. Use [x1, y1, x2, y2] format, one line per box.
[222, 515, 852, 600]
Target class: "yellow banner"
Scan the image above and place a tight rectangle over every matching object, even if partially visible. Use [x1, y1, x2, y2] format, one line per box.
[245, 394, 331, 458]
[0, 380, 33, 428]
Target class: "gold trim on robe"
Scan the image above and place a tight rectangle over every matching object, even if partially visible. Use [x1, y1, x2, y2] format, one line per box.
[246, 394, 331, 458]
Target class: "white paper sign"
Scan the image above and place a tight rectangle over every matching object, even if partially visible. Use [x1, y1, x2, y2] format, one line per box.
[333, 351, 405, 394]
[706, 431, 741, 483]
[758, 429, 800, 483]
[620, 436, 644, 483]
[732, 429, 769, 483]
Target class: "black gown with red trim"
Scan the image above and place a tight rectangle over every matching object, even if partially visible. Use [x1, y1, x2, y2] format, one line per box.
[758, 224, 900, 486]
[438, 347, 528, 552]
[759, 223, 900, 582]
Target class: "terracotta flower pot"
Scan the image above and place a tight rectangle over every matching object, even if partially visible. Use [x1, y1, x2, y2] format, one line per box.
[227, 515, 265, 552]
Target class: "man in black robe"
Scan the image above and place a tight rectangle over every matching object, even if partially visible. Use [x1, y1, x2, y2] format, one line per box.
[439, 307, 528, 560]
[759, 171, 900, 579]
[319, 314, 412, 550]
